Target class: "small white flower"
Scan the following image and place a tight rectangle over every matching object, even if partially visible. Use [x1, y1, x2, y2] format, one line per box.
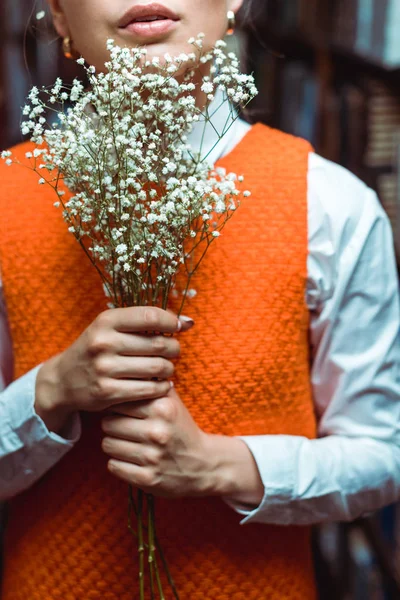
[14, 35, 257, 312]
[36, 10, 46, 20]
[115, 243, 128, 255]
[38, 177, 45, 184]
[243, 190, 251, 197]
[201, 82, 213, 94]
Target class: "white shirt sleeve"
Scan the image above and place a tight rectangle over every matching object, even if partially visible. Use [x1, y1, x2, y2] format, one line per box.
[230, 153, 400, 525]
[0, 285, 81, 502]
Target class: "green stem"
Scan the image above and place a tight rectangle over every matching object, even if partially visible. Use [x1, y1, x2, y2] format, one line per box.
[137, 490, 145, 600]
[148, 495, 165, 599]
[128, 485, 138, 538]
[155, 534, 180, 600]
[146, 494, 156, 599]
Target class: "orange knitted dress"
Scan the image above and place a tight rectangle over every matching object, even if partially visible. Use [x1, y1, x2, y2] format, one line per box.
[0, 124, 317, 600]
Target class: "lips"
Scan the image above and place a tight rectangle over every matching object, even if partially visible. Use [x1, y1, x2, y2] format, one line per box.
[118, 3, 179, 28]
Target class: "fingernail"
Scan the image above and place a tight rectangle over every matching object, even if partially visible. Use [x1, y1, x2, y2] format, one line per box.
[169, 381, 174, 388]
[179, 315, 195, 329]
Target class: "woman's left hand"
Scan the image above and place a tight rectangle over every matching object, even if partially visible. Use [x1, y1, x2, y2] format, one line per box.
[101, 387, 223, 498]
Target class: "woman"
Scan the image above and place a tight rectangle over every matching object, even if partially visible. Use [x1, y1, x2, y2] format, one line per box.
[0, 0, 399, 598]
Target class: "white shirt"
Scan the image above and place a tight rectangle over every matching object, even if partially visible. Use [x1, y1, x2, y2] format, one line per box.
[0, 97, 400, 527]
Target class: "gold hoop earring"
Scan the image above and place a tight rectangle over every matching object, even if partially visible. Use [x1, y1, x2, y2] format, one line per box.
[62, 37, 79, 60]
[227, 10, 235, 35]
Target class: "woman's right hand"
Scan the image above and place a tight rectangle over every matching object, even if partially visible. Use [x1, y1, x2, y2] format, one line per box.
[34, 307, 191, 434]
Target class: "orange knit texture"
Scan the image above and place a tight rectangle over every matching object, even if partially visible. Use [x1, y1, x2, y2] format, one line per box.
[0, 124, 317, 599]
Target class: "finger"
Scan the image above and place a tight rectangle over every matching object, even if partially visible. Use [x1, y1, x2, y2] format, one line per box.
[106, 399, 156, 419]
[102, 437, 150, 466]
[107, 459, 156, 491]
[164, 309, 195, 334]
[105, 306, 181, 335]
[108, 392, 176, 421]
[96, 378, 172, 406]
[95, 355, 174, 379]
[115, 332, 180, 359]
[101, 415, 147, 442]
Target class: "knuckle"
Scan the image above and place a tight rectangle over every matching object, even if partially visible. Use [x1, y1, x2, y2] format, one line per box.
[149, 423, 171, 446]
[93, 356, 111, 377]
[151, 336, 167, 354]
[143, 307, 160, 328]
[101, 436, 112, 453]
[170, 339, 181, 358]
[161, 380, 172, 395]
[164, 360, 175, 377]
[150, 358, 174, 378]
[154, 397, 176, 422]
[134, 381, 153, 398]
[95, 310, 114, 331]
[139, 470, 156, 489]
[87, 331, 112, 356]
[93, 377, 114, 402]
[149, 357, 165, 377]
[147, 381, 160, 397]
[142, 448, 161, 466]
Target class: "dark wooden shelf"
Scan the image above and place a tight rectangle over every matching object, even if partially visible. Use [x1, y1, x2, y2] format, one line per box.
[249, 22, 400, 81]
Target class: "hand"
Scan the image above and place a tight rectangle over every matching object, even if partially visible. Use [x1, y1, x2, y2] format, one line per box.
[35, 307, 193, 433]
[101, 387, 265, 505]
[101, 387, 212, 497]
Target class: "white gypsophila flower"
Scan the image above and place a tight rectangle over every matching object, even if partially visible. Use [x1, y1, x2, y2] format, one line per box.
[2, 34, 257, 309]
[36, 10, 46, 20]
[201, 82, 213, 94]
[185, 289, 197, 298]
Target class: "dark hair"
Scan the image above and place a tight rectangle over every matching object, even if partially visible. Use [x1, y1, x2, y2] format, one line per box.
[238, 0, 264, 32]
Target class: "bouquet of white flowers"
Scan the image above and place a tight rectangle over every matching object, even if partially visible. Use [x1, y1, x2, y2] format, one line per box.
[2, 34, 257, 598]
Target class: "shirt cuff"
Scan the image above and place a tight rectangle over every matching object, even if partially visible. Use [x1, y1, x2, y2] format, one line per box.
[6, 365, 81, 446]
[223, 435, 296, 525]
[1, 365, 82, 500]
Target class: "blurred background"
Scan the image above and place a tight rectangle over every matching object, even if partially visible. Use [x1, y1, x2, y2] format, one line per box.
[1, 0, 400, 598]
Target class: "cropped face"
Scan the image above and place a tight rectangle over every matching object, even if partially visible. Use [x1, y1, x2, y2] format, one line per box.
[47, 0, 243, 70]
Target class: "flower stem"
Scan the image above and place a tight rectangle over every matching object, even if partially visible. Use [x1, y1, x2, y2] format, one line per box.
[147, 495, 165, 599]
[128, 485, 138, 539]
[155, 533, 180, 600]
[137, 490, 145, 600]
[146, 494, 156, 599]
